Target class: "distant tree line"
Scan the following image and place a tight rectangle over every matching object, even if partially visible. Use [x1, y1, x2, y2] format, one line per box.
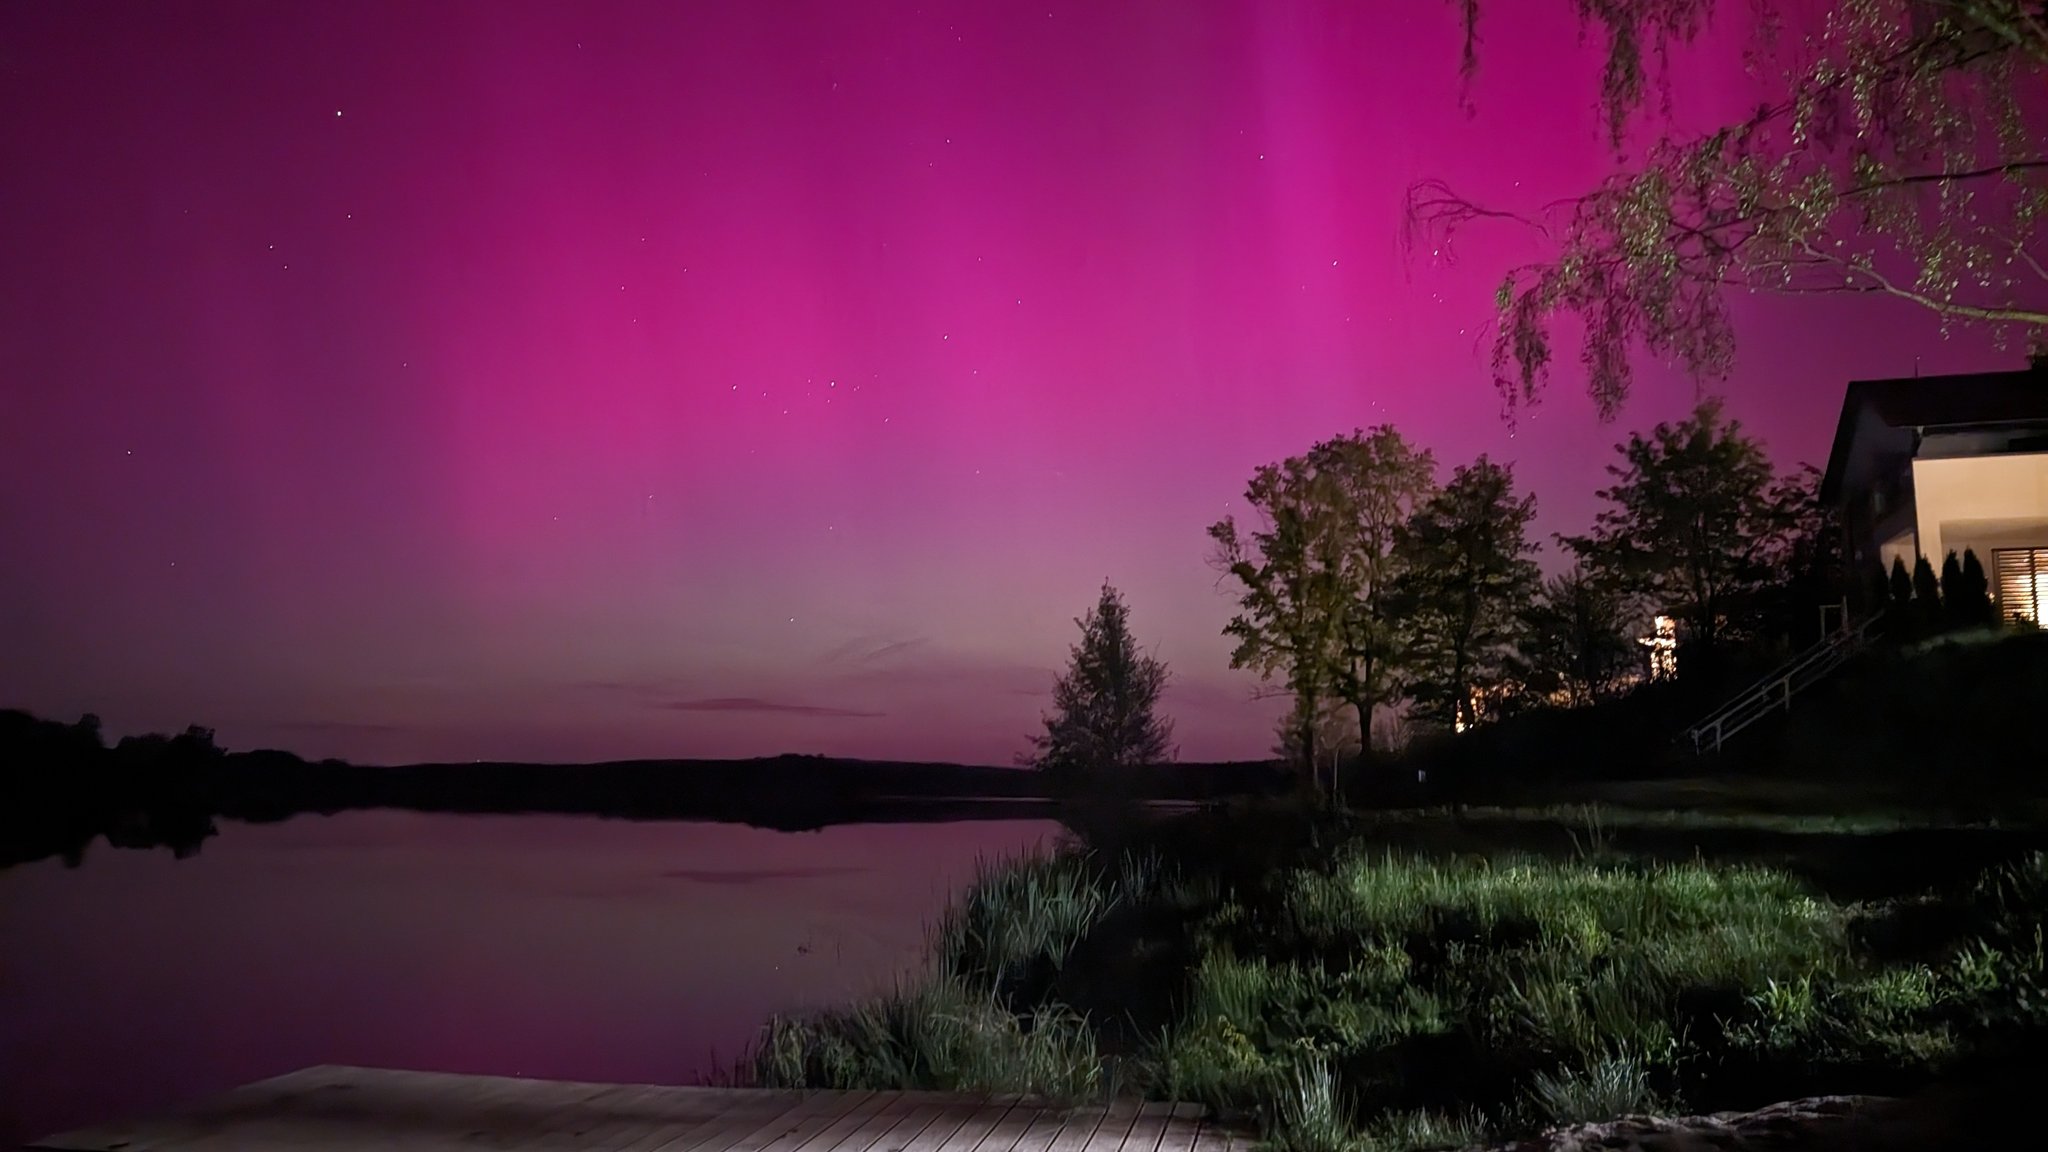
[0, 710, 228, 867]
[4, 699, 1288, 870]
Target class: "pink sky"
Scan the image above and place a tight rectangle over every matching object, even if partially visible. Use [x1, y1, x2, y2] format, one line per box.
[0, 1, 2025, 765]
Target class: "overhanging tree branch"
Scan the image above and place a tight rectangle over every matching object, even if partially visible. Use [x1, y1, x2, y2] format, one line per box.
[1418, 0, 2048, 420]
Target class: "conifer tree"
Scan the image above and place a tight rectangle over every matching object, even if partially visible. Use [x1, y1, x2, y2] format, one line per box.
[1887, 556, 1916, 637]
[1913, 555, 1943, 633]
[1023, 582, 1175, 781]
[1940, 551, 1966, 631]
[1957, 549, 1996, 628]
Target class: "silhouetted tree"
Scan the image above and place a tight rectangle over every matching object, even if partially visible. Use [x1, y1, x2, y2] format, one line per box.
[1411, 2, 2047, 421]
[1888, 556, 1917, 637]
[1957, 548, 1996, 627]
[1210, 426, 1436, 781]
[1755, 464, 1847, 649]
[1941, 551, 1968, 631]
[1023, 582, 1175, 782]
[1914, 554, 1943, 633]
[1561, 399, 1795, 681]
[1512, 567, 1639, 709]
[1395, 457, 1542, 732]
[72, 713, 104, 751]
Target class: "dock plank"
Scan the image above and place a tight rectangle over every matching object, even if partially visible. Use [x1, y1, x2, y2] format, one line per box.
[27, 1067, 1247, 1152]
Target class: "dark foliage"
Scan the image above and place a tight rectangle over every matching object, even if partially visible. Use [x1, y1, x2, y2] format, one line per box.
[1509, 567, 1640, 710]
[1023, 582, 1176, 784]
[1759, 633, 2048, 820]
[1889, 556, 1916, 627]
[1913, 555, 1943, 632]
[1393, 457, 1542, 733]
[1952, 550, 1997, 629]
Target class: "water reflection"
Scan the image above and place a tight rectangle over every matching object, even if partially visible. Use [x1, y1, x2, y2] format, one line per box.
[0, 812, 1061, 1147]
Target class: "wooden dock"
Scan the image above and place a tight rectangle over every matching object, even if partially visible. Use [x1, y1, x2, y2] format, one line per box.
[28, 1065, 1246, 1152]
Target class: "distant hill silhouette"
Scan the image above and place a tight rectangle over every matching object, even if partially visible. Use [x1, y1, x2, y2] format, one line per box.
[0, 708, 1290, 869]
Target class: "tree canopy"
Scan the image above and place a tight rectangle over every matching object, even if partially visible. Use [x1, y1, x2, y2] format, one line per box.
[1561, 399, 1799, 665]
[1414, 0, 2048, 420]
[1394, 457, 1543, 731]
[1511, 566, 1643, 708]
[1209, 427, 1437, 775]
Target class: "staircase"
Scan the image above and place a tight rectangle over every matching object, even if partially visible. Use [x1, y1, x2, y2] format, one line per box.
[1682, 611, 1886, 756]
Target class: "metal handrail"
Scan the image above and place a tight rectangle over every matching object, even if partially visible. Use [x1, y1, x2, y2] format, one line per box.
[1684, 611, 1885, 755]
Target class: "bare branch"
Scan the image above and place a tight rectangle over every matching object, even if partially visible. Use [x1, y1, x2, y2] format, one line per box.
[1800, 240, 2048, 324]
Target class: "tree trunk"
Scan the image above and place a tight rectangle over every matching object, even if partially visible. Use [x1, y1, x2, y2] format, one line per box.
[1295, 687, 1320, 788]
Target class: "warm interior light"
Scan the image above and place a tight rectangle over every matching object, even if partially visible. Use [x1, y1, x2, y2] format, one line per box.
[1993, 549, 2048, 624]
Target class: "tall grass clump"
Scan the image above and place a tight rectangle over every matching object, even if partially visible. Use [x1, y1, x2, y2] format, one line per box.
[935, 850, 1124, 997]
[1269, 1058, 1352, 1152]
[1354, 1108, 1489, 1152]
[753, 845, 1157, 1105]
[1527, 1047, 1662, 1124]
[751, 975, 1101, 1103]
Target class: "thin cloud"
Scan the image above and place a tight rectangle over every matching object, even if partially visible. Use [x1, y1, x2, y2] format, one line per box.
[824, 643, 1054, 697]
[820, 635, 930, 667]
[662, 696, 885, 718]
[261, 720, 414, 735]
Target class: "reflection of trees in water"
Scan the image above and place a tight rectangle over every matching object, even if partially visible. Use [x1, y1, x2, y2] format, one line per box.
[103, 807, 219, 860]
[2, 709, 223, 869]
[17, 806, 218, 870]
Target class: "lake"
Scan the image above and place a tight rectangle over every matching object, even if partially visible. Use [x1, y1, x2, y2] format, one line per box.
[0, 810, 1062, 1147]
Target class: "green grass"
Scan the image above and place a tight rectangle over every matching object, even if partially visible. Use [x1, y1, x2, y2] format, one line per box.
[746, 811, 2048, 1152]
[1369, 801, 2001, 835]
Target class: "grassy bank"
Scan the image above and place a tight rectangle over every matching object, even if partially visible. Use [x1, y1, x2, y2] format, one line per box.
[747, 807, 2048, 1151]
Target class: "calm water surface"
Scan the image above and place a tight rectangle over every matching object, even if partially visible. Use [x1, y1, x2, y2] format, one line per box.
[0, 811, 1060, 1146]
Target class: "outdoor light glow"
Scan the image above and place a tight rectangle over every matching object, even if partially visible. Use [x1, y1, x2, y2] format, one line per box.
[1642, 616, 1679, 682]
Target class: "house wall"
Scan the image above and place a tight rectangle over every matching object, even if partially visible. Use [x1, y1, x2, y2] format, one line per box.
[1910, 451, 2048, 569]
[1877, 527, 1918, 582]
[1836, 408, 1918, 610]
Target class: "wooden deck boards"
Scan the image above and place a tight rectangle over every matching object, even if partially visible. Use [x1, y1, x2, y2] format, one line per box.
[28, 1067, 1245, 1152]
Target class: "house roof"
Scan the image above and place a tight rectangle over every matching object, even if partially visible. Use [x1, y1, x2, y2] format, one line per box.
[1818, 365, 2048, 504]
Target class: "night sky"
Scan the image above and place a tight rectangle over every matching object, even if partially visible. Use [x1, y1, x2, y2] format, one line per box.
[1, 1, 2025, 766]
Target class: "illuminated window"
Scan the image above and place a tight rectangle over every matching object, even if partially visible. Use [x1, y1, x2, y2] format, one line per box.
[1992, 548, 2048, 624]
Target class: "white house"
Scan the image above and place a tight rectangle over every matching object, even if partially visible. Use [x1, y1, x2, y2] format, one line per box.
[1820, 357, 2048, 624]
